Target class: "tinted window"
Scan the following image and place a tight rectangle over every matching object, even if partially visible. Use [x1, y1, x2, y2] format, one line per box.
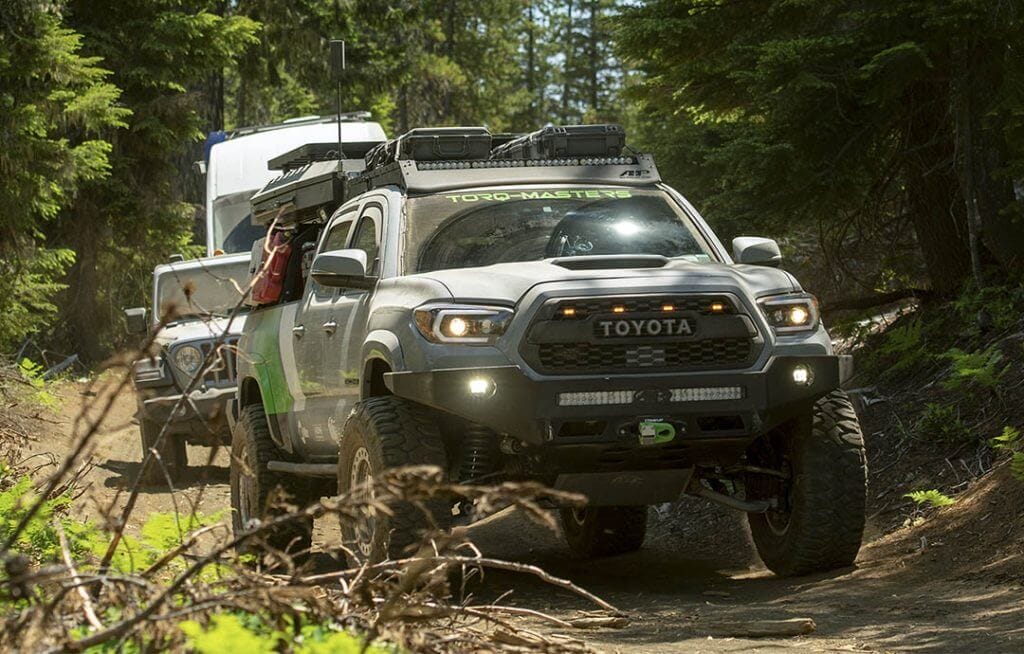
[321, 215, 355, 253]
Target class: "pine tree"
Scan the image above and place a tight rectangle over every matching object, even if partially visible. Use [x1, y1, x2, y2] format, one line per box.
[0, 1, 129, 351]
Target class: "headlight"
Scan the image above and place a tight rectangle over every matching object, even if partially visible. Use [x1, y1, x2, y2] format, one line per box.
[173, 345, 203, 374]
[414, 305, 514, 344]
[758, 294, 819, 333]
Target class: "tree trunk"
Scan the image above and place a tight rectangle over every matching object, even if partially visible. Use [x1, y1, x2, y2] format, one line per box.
[60, 198, 107, 362]
[526, 1, 536, 125]
[588, 0, 598, 114]
[561, 0, 573, 123]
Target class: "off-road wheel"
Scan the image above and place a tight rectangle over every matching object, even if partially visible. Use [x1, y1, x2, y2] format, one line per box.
[337, 397, 450, 566]
[746, 390, 867, 576]
[230, 405, 314, 558]
[138, 417, 187, 485]
[560, 506, 648, 557]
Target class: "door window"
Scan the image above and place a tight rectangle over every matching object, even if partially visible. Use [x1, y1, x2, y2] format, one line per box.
[351, 204, 383, 275]
[319, 209, 357, 254]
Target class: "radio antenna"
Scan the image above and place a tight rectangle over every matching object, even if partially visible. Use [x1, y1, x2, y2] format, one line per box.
[330, 39, 346, 160]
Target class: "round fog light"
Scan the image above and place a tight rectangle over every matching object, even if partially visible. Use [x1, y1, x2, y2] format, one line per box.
[468, 377, 495, 397]
[792, 364, 813, 386]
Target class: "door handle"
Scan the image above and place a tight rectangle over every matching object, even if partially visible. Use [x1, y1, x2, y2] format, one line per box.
[292, 325, 305, 338]
[322, 320, 338, 335]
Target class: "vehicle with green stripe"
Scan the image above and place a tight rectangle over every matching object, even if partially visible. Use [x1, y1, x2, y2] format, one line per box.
[230, 125, 867, 576]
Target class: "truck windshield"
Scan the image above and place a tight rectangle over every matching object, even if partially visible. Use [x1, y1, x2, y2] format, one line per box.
[405, 187, 714, 273]
[155, 259, 250, 321]
[212, 191, 265, 254]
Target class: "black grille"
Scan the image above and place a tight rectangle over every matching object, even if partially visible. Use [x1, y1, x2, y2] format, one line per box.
[537, 338, 752, 373]
[522, 294, 761, 375]
[198, 337, 239, 387]
[551, 295, 735, 319]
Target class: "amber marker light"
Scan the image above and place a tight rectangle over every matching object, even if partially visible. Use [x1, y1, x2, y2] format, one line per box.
[562, 307, 577, 317]
[612, 305, 626, 314]
[709, 302, 727, 313]
[661, 304, 675, 312]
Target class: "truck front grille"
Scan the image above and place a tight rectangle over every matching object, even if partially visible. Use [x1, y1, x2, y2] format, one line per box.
[198, 337, 239, 387]
[521, 294, 761, 375]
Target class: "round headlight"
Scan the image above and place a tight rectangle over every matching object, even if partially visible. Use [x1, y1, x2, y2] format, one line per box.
[173, 345, 203, 374]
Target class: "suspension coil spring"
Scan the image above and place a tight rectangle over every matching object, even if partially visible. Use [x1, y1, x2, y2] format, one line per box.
[459, 424, 496, 482]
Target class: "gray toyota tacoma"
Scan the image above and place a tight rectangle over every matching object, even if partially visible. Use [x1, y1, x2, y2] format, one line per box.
[126, 253, 249, 483]
[230, 125, 867, 576]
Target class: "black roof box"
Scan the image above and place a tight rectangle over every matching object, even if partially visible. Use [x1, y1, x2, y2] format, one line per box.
[491, 124, 625, 160]
[365, 127, 492, 169]
[268, 140, 384, 172]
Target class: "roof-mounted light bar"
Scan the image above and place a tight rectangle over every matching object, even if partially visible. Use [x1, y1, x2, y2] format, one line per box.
[417, 156, 637, 171]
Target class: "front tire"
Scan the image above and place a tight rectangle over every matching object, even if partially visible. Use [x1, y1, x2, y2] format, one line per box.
[560, 506, 648, 557]
[230, 405, 314, 557]
[337, 397, 450, 566]
[746, 390, 867, 576]
[138, 417, 186, 485]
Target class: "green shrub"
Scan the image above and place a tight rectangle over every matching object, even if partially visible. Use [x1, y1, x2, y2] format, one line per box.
[876, 319, 930, 376]
[916, 403, 971, 442]
[942, 346, 1006, 390]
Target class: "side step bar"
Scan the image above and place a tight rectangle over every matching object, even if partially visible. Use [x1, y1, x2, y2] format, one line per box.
[267, 461, 336, 478]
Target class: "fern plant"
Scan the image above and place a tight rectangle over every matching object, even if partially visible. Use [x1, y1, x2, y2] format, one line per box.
[992, 426, 1024, 481]
[905, 489, 956, 508]
[942, 346, 1006, 390]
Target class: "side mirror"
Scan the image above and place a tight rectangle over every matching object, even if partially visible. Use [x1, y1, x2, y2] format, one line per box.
[311, 249, 375, 289]
[732, 237, 782, 267]
[124, 307, 148, 335]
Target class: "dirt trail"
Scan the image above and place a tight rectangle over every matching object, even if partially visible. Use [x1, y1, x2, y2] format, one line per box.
[27, 379, 1024, 653]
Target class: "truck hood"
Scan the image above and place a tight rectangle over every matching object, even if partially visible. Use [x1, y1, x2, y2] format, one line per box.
[417, 258, 800, 306]
[153, 314, 247, 348]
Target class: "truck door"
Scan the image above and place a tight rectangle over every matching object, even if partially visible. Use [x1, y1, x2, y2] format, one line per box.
[322, 200, 383, 424]
[291, 209, 356, 453]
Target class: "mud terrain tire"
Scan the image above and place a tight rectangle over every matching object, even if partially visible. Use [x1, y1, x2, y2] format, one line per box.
[746, 390, 867, 576]
[337, 397, 450, 566]
[230, 405, 315, 557]
[139, 418, 186, 485]
[561, 506, 648, 557]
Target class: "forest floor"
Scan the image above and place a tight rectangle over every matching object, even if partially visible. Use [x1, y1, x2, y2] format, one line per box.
[14, 369, 1024, 653]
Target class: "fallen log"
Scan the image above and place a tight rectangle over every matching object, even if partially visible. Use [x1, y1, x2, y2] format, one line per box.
[694, 617, 816, 638]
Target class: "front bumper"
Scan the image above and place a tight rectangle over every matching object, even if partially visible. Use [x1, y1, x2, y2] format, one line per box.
[386, 355, 847, 448]
[139, 386, 234, 442]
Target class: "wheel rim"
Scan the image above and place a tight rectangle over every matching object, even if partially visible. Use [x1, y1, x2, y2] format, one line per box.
[349, 446, 376, 558]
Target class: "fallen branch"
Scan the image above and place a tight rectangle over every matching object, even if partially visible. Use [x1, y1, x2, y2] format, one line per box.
[693, 617, 816, 638]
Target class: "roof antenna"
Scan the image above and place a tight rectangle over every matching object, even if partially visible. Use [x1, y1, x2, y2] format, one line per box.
[330, 39, 346, 161]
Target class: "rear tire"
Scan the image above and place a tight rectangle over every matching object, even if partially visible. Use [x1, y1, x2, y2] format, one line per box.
[337, 397, 450, 566]
[746, 390, 867, 576]
[138, 418, 186, 485]
[561, 506, 648, 557]
[230, 404, 314, 558]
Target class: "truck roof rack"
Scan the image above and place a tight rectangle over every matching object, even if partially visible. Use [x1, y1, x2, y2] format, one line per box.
[347, 153, 661, 195]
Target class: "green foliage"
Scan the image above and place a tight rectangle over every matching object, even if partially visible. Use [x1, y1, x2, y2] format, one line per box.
[0, 475, 98, 561]
[103, 510, 224, 575]
[180, 614, 396, 654]
[0, 2, 128, 352]
[17, 358, 58, 409]
[617, 1, 1024, 297]
[905, 489, 956, 508]
[916, 403, 971, 442]
[941, 346, 1006, 390]
[992, 426, 1024, 481]
[875, 319, 931, 376]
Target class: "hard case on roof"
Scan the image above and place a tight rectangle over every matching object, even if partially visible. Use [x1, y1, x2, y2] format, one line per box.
[490, 124, 626, 160]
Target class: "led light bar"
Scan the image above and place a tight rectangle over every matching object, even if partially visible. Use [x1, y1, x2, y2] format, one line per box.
[557, 386, 745, 407]
[417, 156, 637, 171]
[558, 390, 636, 406]
[670, 386, 744, 402]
